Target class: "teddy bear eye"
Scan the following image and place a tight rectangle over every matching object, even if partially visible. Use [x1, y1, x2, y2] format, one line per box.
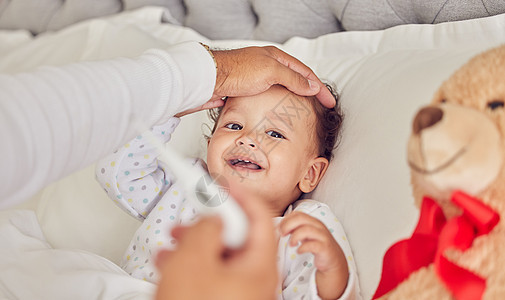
[440, 99, 447, 103]
[487, 100, 504, 110]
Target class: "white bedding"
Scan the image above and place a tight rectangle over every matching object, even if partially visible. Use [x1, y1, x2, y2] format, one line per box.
[1, 7, 505, 299]
[0, 210, 154, 299]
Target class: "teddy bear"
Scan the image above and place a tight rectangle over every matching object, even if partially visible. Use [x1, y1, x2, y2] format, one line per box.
[373, 44, 505, 300]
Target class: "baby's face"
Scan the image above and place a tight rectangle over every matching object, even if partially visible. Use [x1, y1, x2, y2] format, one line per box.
[207, 85, 319, 216]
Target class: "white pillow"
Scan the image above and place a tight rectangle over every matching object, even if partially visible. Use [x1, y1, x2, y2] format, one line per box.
[5, 7, 505, 299]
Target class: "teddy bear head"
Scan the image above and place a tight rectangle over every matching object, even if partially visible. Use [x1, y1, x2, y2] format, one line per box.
[407, 45, 505, 219]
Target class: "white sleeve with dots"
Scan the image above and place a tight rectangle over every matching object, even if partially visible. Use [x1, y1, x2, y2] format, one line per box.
[95, 117, 181, 220]
[279, 200, 361, 300]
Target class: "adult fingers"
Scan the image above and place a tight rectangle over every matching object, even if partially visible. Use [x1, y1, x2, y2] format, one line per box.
[175, 99, 225, 118]
[270, 63, 320, 96]
[154, 249, 173, 270]
[227, 192, 279, 299]
[170, 225, 187, 240]
[155, 217, 226, 300]
[266, 46, 336, 108]
[201, 99, 226, 110]
[237, 193, 280, 297]
[231, 192, 278, 263]
[314, 84, 336, 108]
[176, 216, 224, 260]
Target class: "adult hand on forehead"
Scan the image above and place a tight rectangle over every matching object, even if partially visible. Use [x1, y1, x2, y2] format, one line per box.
[175, 45, 335, 118]
[212, 46, 335, 108]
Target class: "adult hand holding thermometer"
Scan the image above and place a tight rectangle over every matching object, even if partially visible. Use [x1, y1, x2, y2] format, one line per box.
[137, 123, 249, 249]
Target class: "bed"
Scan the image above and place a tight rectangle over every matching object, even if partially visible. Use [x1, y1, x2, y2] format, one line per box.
[1, 1, 505, 299]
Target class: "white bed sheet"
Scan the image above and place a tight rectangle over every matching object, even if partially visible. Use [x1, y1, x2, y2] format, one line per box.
[1, 7, 505, 299]
[0, 210, 154, 299]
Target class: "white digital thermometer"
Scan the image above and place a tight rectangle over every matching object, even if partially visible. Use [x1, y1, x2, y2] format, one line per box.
[136, 123, 249, 249]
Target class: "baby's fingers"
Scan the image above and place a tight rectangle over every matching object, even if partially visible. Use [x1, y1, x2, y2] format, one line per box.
[297, 239, 347, 273]
[297, 240, 325, 256]
[279, 211, 325, 236]
[288, 224, 327, 247]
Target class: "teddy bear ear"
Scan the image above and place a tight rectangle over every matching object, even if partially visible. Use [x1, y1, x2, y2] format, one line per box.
[431, 97, 446, 105]
[430, 88, 447, 104]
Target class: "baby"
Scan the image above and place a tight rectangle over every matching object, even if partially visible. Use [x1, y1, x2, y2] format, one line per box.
[96, 84, 359, 299]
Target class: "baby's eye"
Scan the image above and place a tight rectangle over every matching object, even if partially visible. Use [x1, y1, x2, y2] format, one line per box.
[266, 130, 285, 139]
[225, 123, 243, 130]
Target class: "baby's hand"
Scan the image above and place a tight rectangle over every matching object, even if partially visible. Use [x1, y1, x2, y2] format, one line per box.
[280, 211, 348, 300]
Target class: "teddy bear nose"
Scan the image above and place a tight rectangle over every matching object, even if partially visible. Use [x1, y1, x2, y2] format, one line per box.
[412, 107, 444, 135]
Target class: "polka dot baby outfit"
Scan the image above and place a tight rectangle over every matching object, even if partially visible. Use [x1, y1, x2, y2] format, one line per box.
[95, 117, 361, 299]
[275, 200, 361, 300]
[95, 117, 201, 281]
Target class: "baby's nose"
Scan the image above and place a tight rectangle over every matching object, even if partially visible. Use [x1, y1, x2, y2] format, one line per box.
[236, 137, 256, 148]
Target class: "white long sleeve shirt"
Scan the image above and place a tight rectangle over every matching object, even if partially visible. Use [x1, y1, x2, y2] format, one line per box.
[0, 41, 215, 209]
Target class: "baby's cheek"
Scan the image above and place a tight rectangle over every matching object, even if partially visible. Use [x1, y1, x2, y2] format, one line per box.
[206, 142, 220, 171]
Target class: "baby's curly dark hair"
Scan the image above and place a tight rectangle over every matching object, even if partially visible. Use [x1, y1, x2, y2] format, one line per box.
[307, 83, 343, 162]
[207, 83, 343, 162]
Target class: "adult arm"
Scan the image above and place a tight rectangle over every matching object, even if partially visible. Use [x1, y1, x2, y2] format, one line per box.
[0, 42, 215, 209]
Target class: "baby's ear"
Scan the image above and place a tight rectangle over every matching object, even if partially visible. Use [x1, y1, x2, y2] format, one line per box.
[299, 157, 329, 193]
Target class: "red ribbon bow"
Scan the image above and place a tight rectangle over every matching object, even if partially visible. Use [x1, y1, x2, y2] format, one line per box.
[373, 190, 500, 300]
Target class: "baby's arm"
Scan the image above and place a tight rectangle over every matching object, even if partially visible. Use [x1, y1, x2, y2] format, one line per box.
[95, 117, 180, 220]
[280, 203, 354, 300]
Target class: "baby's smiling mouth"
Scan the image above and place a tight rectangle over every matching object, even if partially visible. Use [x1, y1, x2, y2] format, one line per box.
[228, 158, 263, 170]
